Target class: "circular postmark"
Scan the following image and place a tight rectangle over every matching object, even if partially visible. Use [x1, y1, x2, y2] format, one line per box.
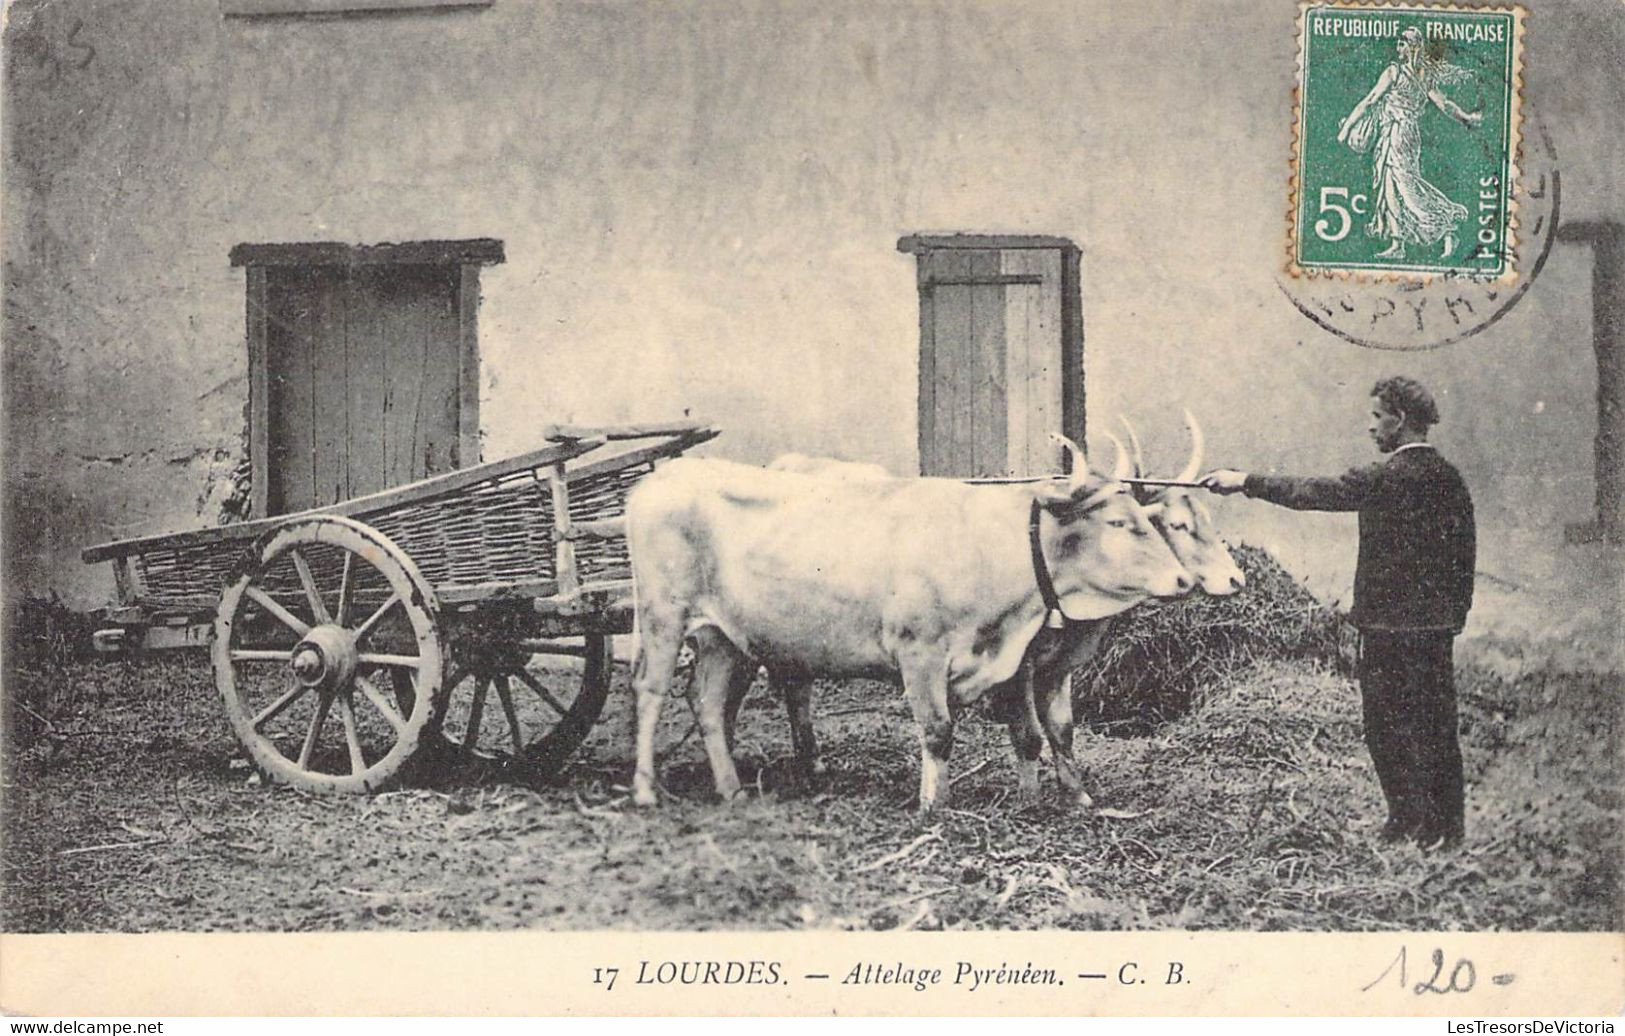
[1277, 117, 1559, 351]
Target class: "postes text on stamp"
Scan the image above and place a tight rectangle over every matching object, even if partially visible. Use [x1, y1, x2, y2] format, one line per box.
[1289, 2, 1526, 281]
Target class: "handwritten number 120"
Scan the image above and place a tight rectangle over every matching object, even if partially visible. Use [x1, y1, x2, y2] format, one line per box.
[1363, 947, 1476, 995]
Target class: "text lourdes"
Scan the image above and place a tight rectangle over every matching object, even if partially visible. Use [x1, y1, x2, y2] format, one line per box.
[842, 961, 1061, 992]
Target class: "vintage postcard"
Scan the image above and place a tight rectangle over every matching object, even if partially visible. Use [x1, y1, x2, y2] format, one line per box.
[1, 0, 1620, 1020]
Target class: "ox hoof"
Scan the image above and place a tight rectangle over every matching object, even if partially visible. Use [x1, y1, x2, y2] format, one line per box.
[1071, 790, 1096, 810]
[714, 775, 744, 803]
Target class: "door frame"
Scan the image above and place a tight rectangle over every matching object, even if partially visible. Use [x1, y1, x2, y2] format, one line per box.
[231, 238, 504, 518]
[898, 234, 1085, 476]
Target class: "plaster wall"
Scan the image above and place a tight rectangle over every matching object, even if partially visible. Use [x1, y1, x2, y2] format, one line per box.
[5, 0, 1621, 663]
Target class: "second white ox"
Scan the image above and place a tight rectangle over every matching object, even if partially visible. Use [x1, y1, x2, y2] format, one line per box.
[625, 440, 1192, 811]
[766, 414, 1244, 808]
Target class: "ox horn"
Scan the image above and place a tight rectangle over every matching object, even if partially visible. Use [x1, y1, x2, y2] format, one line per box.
[1101, 431, 1134, 482]
[1117, 415, 1147, 479]
[1048, 432, 1090, 482]
[1176, 408, 1206, 485]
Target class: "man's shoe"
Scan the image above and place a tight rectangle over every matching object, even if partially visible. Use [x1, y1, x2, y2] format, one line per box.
[1418, 830, 1464, 854]
[1378, 817, 1419, 843]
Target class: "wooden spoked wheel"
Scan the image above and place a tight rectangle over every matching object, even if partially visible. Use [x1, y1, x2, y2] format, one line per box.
[396, 634, 612, 778]
[213, 516, 445, 794]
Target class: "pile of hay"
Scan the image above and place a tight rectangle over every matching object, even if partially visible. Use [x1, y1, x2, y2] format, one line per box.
[1072, 544, 1349, 732]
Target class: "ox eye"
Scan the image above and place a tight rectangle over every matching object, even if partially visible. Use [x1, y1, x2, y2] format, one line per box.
[1107, 518, 1131, 529]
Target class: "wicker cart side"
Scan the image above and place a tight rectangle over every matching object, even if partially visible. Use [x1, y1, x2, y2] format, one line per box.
[81, 423, 718, 620]
[81, 437, 606, 617]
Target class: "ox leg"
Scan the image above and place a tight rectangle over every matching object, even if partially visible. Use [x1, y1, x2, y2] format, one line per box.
[901, 655, 955, 813]
[1003, 663, 1045, 805]
[691, 627, 750, 803]
[779, 675, 826, 786]
[631, 616, 686, 808]
[721, 662, 757, 757]
[1037, 671, 1094, 809]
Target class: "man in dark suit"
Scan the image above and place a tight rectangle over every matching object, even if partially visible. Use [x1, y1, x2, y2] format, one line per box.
[1201, 376, 1476, 850]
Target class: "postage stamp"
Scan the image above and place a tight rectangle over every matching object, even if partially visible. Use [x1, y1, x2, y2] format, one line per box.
[1289, 2, 1526, 281]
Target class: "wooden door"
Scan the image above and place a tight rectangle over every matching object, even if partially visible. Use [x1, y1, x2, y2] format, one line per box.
[905, 236, 1083, 478]
[264, 264, 463, 513]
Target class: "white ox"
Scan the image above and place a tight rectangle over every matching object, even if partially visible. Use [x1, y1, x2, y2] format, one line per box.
[1119, 411, 1245, 596]
[766, 415, 1245, 807]
[625, 440, 1193, 811]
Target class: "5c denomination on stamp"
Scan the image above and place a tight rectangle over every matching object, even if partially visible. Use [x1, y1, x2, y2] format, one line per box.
[1289, 1, 1526, 281]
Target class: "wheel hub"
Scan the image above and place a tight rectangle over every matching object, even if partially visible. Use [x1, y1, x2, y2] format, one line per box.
[290, 624, 359, 690]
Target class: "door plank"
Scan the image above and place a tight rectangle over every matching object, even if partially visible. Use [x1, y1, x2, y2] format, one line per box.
[1002, 249, 1062, 476]
[353, 265, 461, 491]
[928, 250, 973, 477]
[345, 270, 383, 501]
[968, 250, 1006, 477]
[311, 271, 349, 507]
[267, 267, 322, 513]
[246, 267, 270, 518]
[424, 269, 462, 476]
[915, 254, 937, 476]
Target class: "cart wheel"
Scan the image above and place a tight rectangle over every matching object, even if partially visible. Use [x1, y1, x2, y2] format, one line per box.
[213, 515, 445, 794]
[396, 634, 612, 779]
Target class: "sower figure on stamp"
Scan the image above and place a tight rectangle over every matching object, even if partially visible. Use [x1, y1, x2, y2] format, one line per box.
[1201, 377, 1476, 850]
[1338, 26, 1483, 261]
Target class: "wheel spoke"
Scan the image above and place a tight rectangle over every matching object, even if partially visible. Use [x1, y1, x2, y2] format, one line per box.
[246, 587, 311, 637]
[297, 691, 334, 769]
[289, 548, 331, 625]
[359, 652, 422, 668]
[514, 667, 569, 717]
[334, 552, 357, 627]
[355, 674, 408, 736]
[336, 694, 367, 776]
[251, 681, 310, 731]
[463, 678, 489, 755]
[232, 649, 295, 663]
[351, 593, 400, 644]
[495, 675, 525, 755]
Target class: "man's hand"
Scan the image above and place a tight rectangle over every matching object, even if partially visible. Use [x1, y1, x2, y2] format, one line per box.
[1199, 469, 1249, 495]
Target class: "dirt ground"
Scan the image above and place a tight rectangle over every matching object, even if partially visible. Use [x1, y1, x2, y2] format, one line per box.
[2, 652, 1619, 932]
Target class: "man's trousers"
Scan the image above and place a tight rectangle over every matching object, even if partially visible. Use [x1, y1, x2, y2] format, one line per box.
[1357, 629, 1465, 845]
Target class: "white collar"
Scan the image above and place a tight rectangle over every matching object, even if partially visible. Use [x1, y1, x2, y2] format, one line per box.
[1391, 442, 1435, 455]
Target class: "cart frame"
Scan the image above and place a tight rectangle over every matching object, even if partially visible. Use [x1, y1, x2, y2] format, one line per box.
[81, 421, 717, 792]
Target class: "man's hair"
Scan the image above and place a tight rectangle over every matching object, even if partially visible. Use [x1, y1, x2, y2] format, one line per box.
[1372, 376, 1440, 428]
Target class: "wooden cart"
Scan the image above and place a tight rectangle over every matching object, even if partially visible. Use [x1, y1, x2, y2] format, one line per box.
[81, 422, 716, 793]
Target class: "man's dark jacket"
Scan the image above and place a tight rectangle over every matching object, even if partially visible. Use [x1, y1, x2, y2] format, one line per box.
[1243, 445, 1476, 631]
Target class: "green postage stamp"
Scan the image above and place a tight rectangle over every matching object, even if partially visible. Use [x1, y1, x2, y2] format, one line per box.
[1290, 2, 1526, 280]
